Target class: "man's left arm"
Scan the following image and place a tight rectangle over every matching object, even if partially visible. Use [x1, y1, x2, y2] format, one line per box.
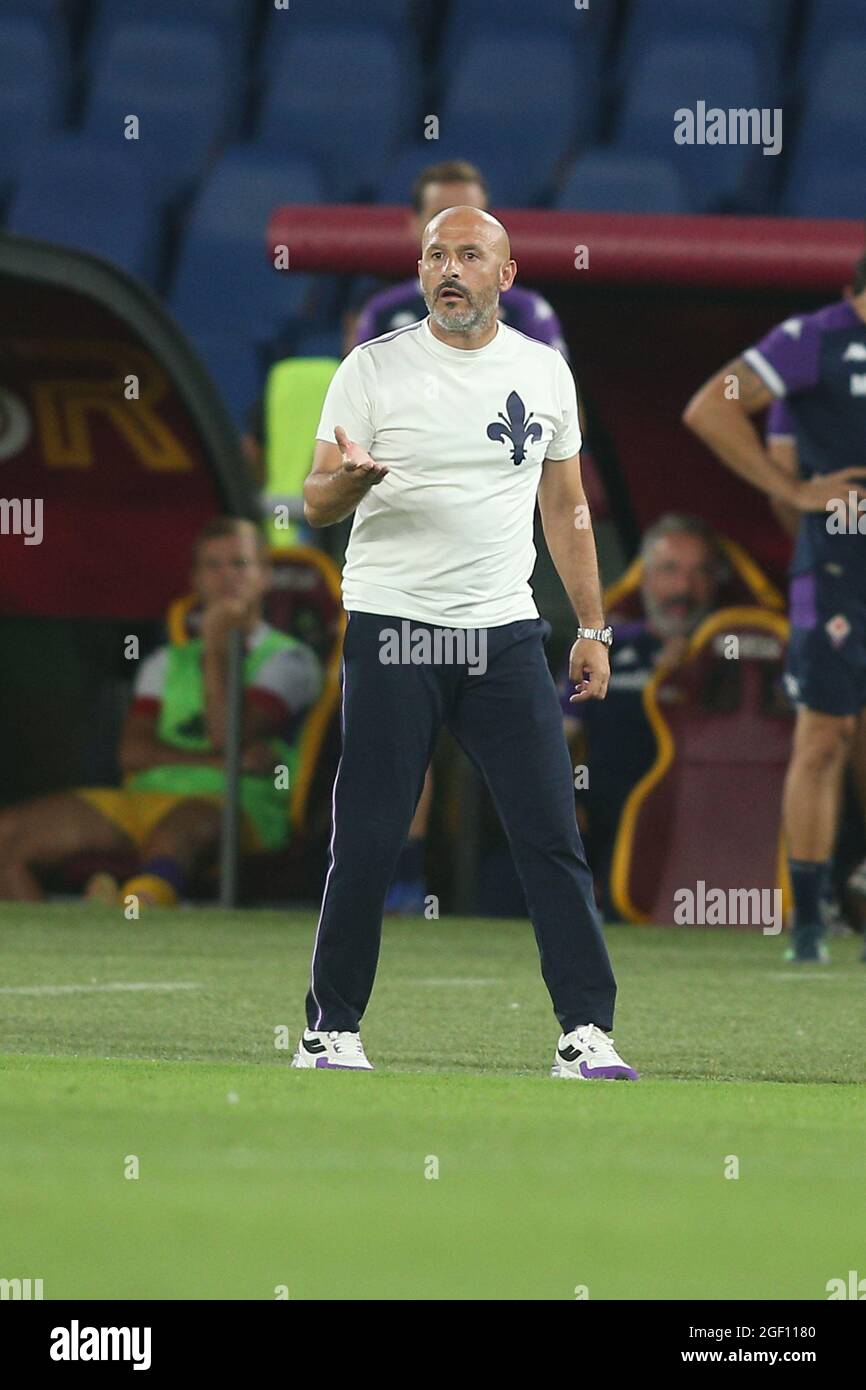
[238, 642, 322, 773]
[202, 643, 288, 772]
[537, 452, 610, 702]
[200, 603, 268, 751]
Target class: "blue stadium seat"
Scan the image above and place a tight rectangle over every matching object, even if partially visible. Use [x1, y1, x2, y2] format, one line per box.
[292, 328, 345, 360]
[7, 136, 162, 282]
[256, 26, 417, 198]
[780, 165, 866, 220]
[187, 330, 265, 431]
[374, 142, 536, 210]
[83, 21, 237, 202]
[785, 43, 866, 194]
[439, 34, 600, 204]
[0, 0, 65, 14]
[799, 40, 866, 129]
[91, 0, 251, 30]
[87, 1, 253, 105]
[797, 0, 866, 85]
[556, 152, 692, 214]
[169, 146, 322, 345]
[443, 0, 614, 50]
[0, 16, 67, 197]
[614, 38, 779, 211]
[618, 0, 791, 77]
[264, 0, 415, 33]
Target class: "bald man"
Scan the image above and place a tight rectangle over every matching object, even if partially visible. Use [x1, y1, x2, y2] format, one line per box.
[350, 159, 569, 355]
[293, 207, 637, 1080]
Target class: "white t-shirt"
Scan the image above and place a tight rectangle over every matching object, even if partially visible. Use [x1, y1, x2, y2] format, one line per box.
[315, 315, 581, 628]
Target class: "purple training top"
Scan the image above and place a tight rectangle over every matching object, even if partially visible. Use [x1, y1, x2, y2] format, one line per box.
[355, 277, 569, 358]
[745, 299, 866, 589]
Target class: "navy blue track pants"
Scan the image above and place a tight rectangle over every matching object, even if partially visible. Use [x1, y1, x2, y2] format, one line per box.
[305, 611, 617, 1034]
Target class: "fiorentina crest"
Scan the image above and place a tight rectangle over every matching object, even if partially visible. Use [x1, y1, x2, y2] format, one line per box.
[486, 391, 542, 465]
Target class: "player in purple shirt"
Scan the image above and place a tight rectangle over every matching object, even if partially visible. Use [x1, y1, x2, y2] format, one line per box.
[766, 387, 866, 954]
[684, 251, 866, 961]
[350, 159, 569, 914]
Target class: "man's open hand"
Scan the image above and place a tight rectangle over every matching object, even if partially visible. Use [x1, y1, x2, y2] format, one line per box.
[568, 636, 610, 703]
[790, 467, 866, 512]
[334, 425, 389, 487]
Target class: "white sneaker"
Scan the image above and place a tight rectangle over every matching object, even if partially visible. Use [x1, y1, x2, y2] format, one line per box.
[291, 1028, 374, 1071]
[551, 1024, 638, 1080]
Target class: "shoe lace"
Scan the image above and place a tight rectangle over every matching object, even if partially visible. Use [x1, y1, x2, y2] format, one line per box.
[327, 1030, 364, 1058]
[574, 1024, 620, 1062]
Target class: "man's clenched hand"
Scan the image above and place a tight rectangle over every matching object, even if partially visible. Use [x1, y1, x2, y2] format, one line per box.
[568, 636, 610, 703]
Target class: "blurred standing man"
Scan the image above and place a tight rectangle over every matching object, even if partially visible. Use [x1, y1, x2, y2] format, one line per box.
[293, 206, 638, 1079]
[348, 160, 571, 914]
[683, 254, 866, 961]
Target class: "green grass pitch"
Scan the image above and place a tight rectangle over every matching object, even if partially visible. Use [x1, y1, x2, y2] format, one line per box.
[1, 901, 864, 1300]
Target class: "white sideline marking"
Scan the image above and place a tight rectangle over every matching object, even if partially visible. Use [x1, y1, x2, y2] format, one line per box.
[0, 981, 202, 996]
[408, 978, 503, 987]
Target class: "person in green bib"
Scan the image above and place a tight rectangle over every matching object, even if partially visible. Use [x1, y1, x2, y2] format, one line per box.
[0, 518, 321, 906]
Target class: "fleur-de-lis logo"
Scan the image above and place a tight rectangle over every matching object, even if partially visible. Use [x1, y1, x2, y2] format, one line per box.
[486, 391, 543, 465]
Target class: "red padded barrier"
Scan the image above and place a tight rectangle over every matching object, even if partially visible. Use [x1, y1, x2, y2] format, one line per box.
[267, 207, 863, 292]
[611, 608, 792, 926]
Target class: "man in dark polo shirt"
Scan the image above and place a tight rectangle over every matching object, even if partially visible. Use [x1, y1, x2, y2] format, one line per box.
[560, 515, 726, 918]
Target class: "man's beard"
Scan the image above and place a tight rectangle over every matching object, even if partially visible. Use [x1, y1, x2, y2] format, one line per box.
[644, 593, 713, 639]
[424, 283, 499, 334]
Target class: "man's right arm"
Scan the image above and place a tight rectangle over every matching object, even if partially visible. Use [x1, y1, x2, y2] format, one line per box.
[118, 710, 224, 774]
[767, 433, 800, 538]
[303, 428, 388, 528]
[683, 356, 866, 511]
[682, 357, 800, 505]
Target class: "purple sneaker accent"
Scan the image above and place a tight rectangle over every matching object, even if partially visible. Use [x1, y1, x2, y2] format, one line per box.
[553, 1025, 639, 1080]
[579, 1060, 639, 1080]
[314, 1058, 372, 1070]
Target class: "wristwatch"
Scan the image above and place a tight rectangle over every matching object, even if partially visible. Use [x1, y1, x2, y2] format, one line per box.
[577, 625, 613, 646]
